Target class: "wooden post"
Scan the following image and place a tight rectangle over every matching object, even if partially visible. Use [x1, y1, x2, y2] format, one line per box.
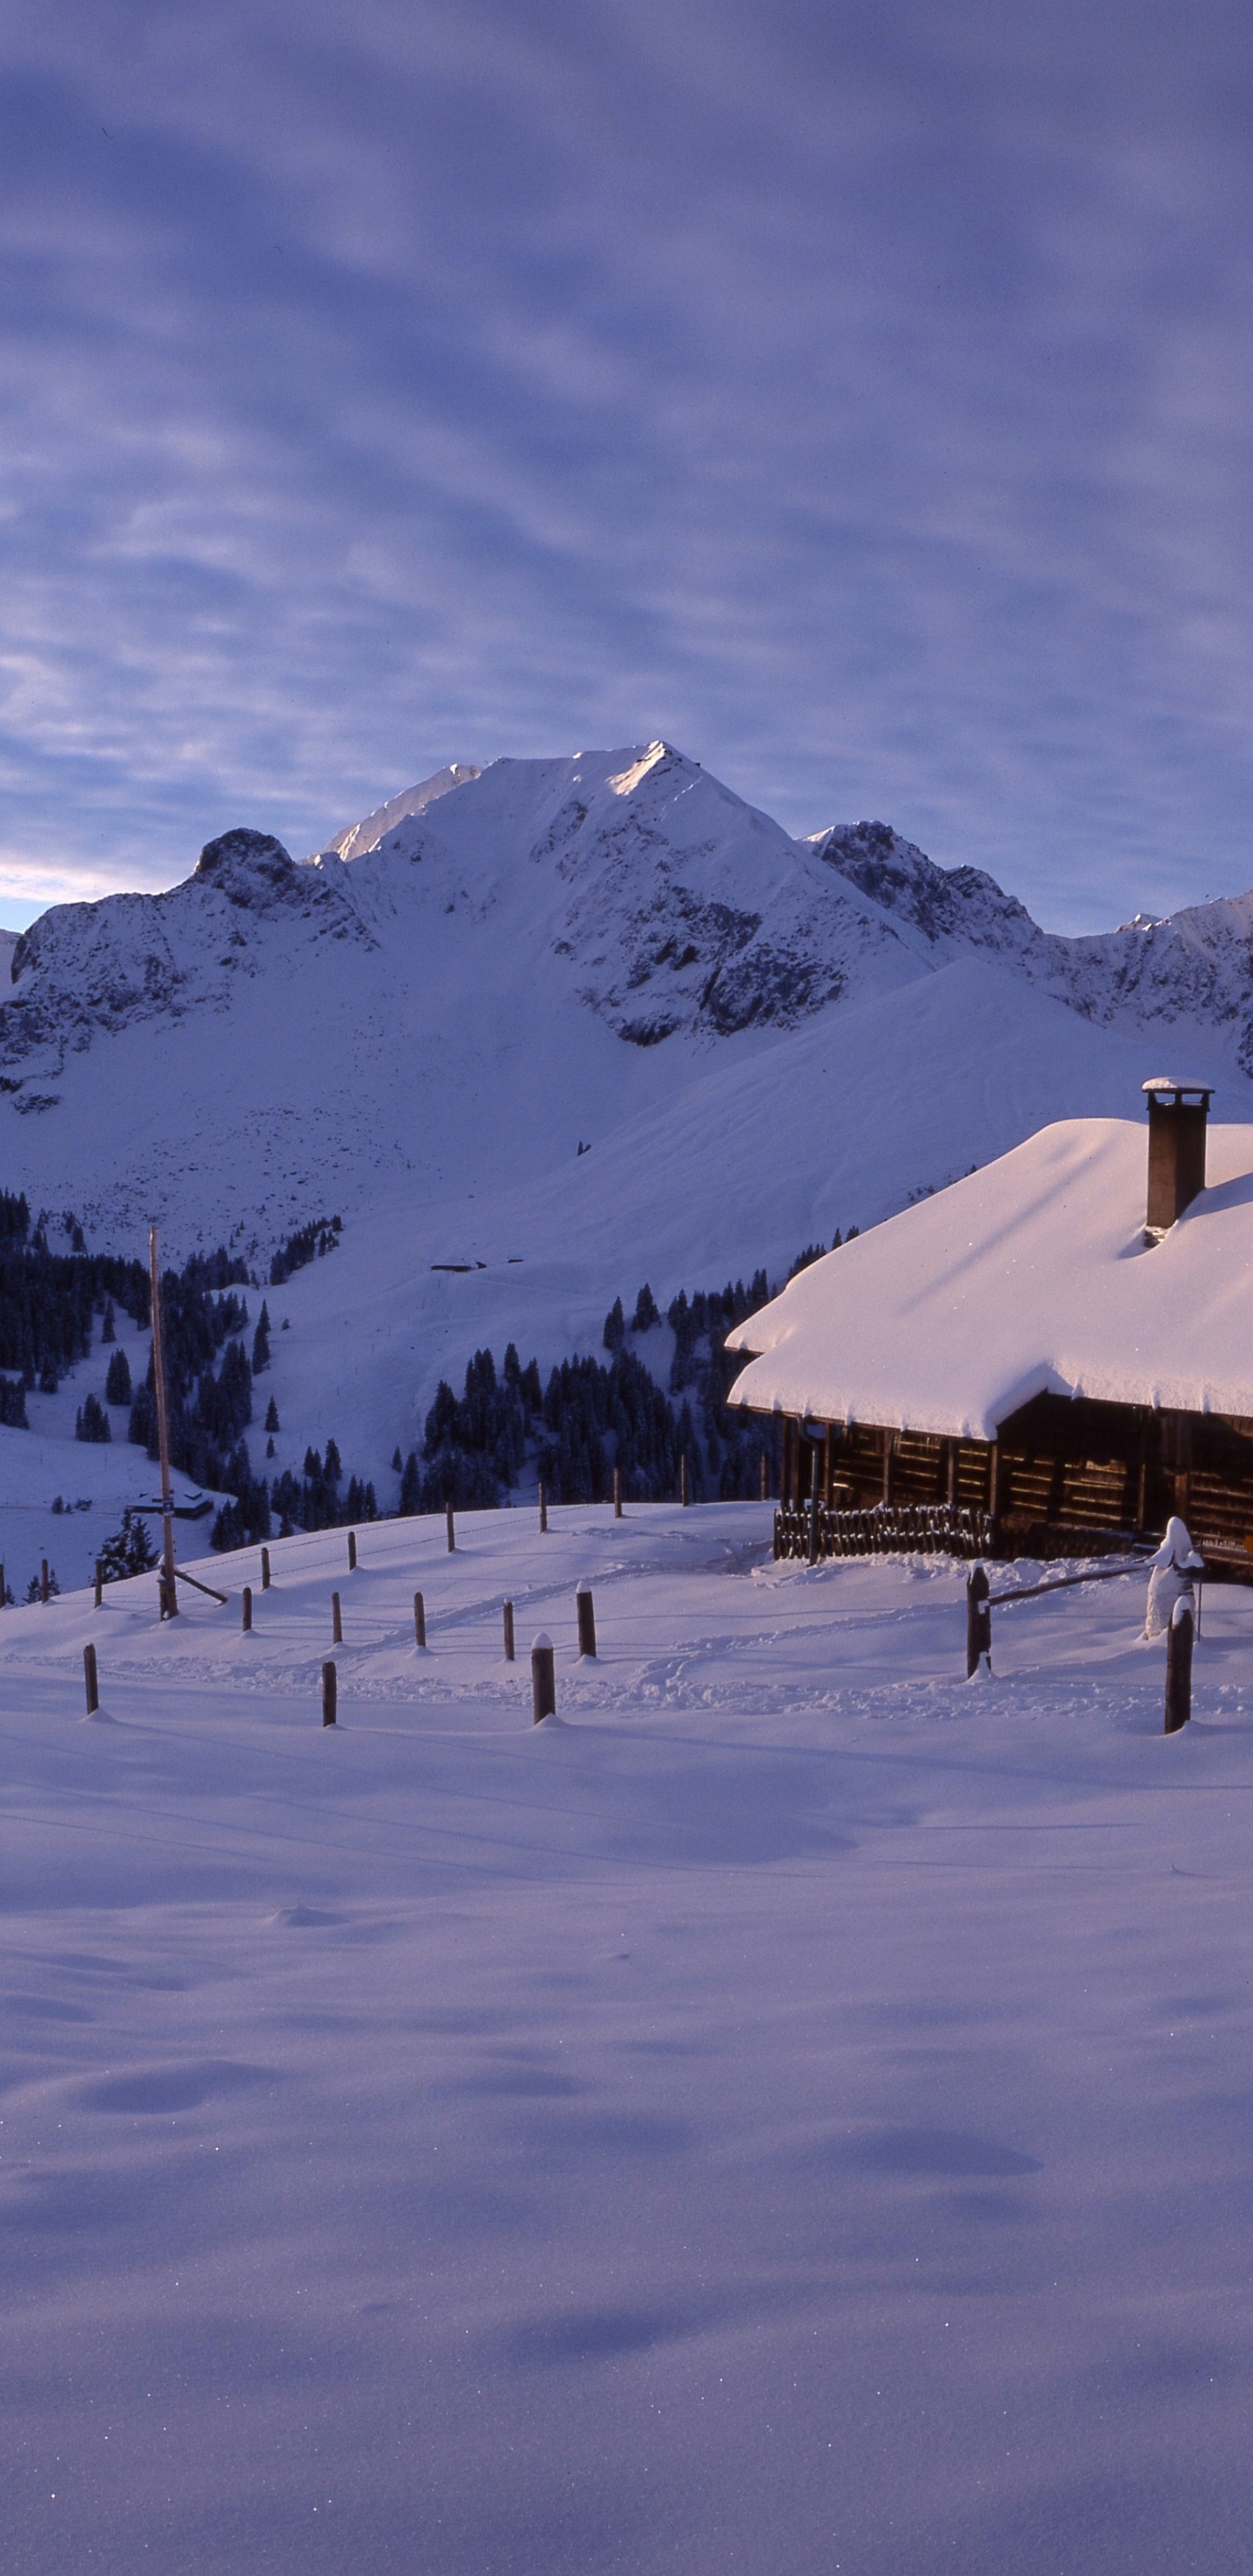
[446, 1499, 455, 1553]
[539, 1481, 548, 1533]
[322, 1660, 338, 1727]
[881, 1432, 894, 1507]
[149, 1225, 178, 1619]
[332, 1590, 343, 1645]
[94, 1562, 104, 1609]
[261, 1546, 271, 1591]
[0, 1560, 5, 1607]
[347, 1529, 357, 1571]
[83, 1641, 98, 1716]
[413, 1589, 426, 1649]
[966, 1565, 991, 1678]
[807, 1491, 819, 1566]
[503, 1599, 515, 1661]
[242, 1585, 252, 1633]
[1165, 1597, 1194, 1733]
[613, 1466, 622, 1519]
[680, 1452, 690, 1507]
[576, 1581, 596, 1658]
[40, 1558, 49, 1605]
[531, 1631, 556, 1723]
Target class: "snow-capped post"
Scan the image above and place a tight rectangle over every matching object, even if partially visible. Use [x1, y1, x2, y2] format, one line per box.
[539, 1481, 548, 1533]
[94, 1562, 103, 1609]
[966, 1564, 992, 1678]
[40, 1558, 49, 1605]
[613, 1466, 622, 1519]
[1165, 1596, 1194, 1733]
[83, 1641, 98, 1716]
[680, 1453, 690, 1508]
[148, 1224, 178, 1620]
[242, 1585, 252, 1633]
[446, 1499, 455, 1553]
[576, 1581, 597, 1659]
[503, 1599, 515, 1661]
[322, 1660, 337, 1727]
[531, 1632, 556, 1723]
[347, 1530, 357, 1572]
[332, 1591, 343, 1645]
[260, 1546, 271, 1591]
[413, 1589, 426, 1650]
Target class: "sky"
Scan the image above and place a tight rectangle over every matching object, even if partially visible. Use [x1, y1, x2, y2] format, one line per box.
[3, 1, 1253, 934]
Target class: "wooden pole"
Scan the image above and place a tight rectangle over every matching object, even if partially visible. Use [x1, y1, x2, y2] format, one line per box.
[503, 1599, 515, 1661]
[531, 1631, 556, 1723]
[148, 1226, 178, 1620]
[446, 1499, 455, 1553]
[966, 1565, 991, 1678]
[413, 1589, 426, 1649]
[40, 1558, 49, 1605]
[322, 1660, 338, 1726]
[332, 1590, 343, 1645]
[576, 1581, 597, 1658]
[1165, 1597, 1194, 1733]
[94, 1562, 103, 1609]
[539, 1481, 548, 1533]
[347, 1529, 357, 1571]
[0, 1560, 5, 1607]
[84, 1641, 98, 1715]
[613, 1466, 622, 1519]
[680, 1452, 690, 1508]
[241, 1585, 252, 1633]
[260, 1546, 271, 1591]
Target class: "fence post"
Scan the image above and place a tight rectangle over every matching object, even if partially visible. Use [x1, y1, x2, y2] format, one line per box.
[446, 1499, 455, 1553]
[332, 1590, 343, 1645]
[261, 1545, 271, 1591]
[1165, 1597, 1194, 1733]
[613, 1466, 622, 1519]
[84, 1641, 98, 1716]
[94, 1562, 103, 1609]
[242, 1585, 252, 1633]
[680, 1453, 690, 1507]
[0, 1560, 5, 1607]
[576, 1580, 597, 1659]
[807, 1492, 820, 1566]
[347, 1529, 357, 1572]
[322, 1660, 338, 1727]
[539, 1481, 548, 1533]
[40, 1558, 49, 1605]
[503, 1599, 515, 1661]
[966, 1565, 992, 1678]
[531, 1631, 556, 1723]
[413, 1590, 426, 1650]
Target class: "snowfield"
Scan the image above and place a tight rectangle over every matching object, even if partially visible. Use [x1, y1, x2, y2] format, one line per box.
[3, 1499, 1253, 2573]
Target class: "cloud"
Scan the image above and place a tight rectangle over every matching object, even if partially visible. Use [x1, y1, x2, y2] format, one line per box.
[1, 1, 1252, 931]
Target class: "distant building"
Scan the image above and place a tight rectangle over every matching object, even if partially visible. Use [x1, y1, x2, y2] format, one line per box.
[727, 1081, 1253, 1569]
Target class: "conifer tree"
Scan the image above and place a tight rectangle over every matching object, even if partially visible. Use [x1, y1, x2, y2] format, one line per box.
[101, 1299, 116, 1344]
[632, 1284, 660, 1332]
[265, 1396, 279, 1433]
[76, 1392, 111, 1443]
[105, 1347, 131, 1406]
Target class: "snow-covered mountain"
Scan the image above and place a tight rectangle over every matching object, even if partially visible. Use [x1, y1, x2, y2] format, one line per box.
[3, 737, 1253, 1502]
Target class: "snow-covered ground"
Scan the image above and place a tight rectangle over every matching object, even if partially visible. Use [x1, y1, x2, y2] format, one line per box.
[4, 1500, 1252, 2572]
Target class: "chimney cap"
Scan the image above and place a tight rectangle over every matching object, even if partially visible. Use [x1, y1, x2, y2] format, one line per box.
[1142, 1077, 1214, 1102]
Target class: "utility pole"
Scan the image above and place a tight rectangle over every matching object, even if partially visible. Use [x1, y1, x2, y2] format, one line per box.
[149, 1225, 178, 1618]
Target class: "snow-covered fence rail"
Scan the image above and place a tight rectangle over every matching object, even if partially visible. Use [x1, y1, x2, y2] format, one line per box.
[967, 1554, 1152, 1679]
[774, 1502, 995, 1563]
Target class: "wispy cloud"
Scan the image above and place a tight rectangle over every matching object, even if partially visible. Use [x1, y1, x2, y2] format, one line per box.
[2, 2, 1252, 930]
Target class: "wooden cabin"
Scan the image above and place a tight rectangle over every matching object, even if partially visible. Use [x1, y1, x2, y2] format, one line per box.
[726, 1081, 1253, 1571]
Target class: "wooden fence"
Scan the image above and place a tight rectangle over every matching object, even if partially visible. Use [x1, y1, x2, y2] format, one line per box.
[774, 1501, 995, 1562]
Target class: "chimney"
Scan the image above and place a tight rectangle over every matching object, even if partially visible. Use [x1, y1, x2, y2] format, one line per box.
[1142, 1077, 1213, 1238]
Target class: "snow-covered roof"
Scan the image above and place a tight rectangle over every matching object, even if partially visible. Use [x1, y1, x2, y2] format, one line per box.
[725, 1117, 1253, 1439]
